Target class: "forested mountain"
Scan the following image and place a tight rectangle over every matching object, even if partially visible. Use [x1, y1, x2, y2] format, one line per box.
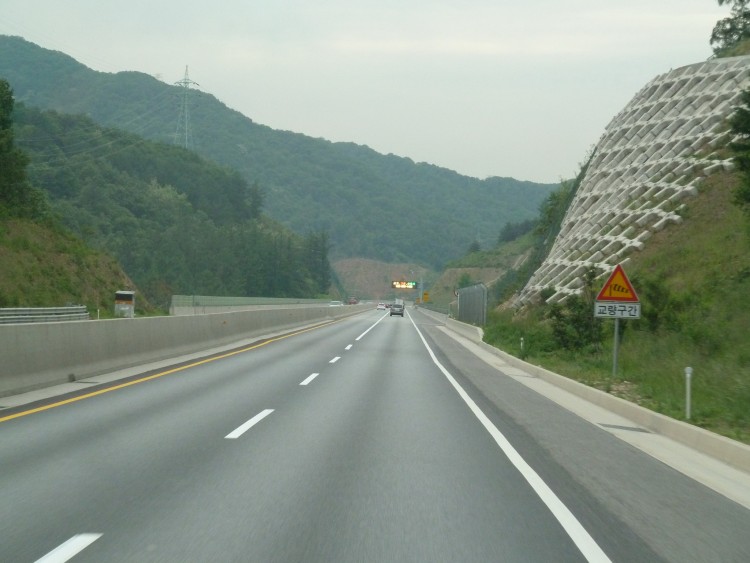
[9, 101, 331, 308]
[0, 35, 555, 267]
[0, 78, 141, 311]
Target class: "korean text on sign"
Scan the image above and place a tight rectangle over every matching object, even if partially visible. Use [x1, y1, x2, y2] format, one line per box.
[594, 302, 641, 319]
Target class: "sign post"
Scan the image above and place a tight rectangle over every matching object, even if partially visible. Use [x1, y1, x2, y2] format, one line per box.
[685, 367, 693, 420]
[594, 264, 640, 377]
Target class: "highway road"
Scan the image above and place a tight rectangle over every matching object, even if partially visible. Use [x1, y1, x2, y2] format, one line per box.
[1, 308, 748, 562]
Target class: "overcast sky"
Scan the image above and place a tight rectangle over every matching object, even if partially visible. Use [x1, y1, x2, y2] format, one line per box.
[0, 1, 729, 183]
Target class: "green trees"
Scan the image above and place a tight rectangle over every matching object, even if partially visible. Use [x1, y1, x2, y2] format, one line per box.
[13, 104, 331, 304]
[497, 219, 536, 244]
[0, 80, 46, 219]
[711, 1, 750, 55]
[534, 179, 575, 237]
[490, 176, 579, 303]
[303, 230, 332, 295]
[547, 268, 603, 351]
[457, 273, 474, 289]
[728, 89, 750, 207]
[248, 181, 265, 220]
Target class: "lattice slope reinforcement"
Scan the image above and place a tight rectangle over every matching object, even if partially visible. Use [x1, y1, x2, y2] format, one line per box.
[517, 55, 750, 305]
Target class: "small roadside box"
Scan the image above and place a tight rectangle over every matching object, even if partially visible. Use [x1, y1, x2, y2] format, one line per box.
[114, 290, 135, 318]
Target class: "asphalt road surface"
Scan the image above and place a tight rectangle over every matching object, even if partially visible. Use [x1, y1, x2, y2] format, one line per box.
[1, 308, 748, 562]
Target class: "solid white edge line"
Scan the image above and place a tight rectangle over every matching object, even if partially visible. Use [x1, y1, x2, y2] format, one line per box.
[35, 533, 102, 563]
[225, 409, 274, 439]
[329, 356, 340, 364]
[409, 316, 612, 563]
[300, 373, 319, 386]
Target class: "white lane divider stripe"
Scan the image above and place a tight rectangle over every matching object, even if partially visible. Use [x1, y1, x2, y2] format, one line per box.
[300, 373, 319, 386]
[345, 344, 353, 350]
[329, 356, 340, 364]
[225, 409, 274, 439]
[356, 314, 387, 341]
[35, 534, 102, 563]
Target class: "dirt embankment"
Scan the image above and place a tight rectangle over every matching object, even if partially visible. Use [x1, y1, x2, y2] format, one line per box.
[332, 258, 430, 301]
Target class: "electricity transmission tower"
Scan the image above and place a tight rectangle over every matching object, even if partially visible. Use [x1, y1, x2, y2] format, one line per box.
[173, 66, 199, 150]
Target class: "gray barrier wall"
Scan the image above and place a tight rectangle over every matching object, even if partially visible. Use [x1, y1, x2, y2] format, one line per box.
[0, 304, 369, 397]
[169, 295, 331, 315]
[456, 283, 487, 326]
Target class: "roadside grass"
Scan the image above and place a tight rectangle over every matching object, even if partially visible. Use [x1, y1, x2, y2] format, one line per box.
[485, 309, 750, 444]
[0, 219, 153, 315]
[483, 173, 750, 445]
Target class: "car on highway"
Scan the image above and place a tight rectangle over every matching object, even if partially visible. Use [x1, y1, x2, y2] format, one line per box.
[376, 303, 386, 310]
[390, 303, 404, 317]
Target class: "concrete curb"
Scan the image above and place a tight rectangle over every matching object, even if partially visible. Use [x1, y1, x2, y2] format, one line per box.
[443, 317, 750, 474]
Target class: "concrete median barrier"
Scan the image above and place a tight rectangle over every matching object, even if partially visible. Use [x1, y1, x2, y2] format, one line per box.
[0, 304, 369, 397]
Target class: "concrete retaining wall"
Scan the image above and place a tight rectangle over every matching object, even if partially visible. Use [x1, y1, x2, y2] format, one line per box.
[0, 305, 368, 397]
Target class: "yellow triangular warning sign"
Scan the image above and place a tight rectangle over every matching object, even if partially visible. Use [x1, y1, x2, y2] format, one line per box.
[596, 264, 639, 302]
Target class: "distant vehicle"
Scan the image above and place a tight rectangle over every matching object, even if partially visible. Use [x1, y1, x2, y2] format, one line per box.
[390, 303, 404, 317]
[329, 300, 343, 307]
[377, 303, 386, 310]
[347, 297, 359, 305]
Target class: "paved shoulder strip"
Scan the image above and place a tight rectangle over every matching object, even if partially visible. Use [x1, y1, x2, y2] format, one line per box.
[409, 316, 612, 563]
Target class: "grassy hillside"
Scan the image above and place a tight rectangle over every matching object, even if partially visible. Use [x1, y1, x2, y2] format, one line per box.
[423, 233, 538, 310]
[0, 218, 147, 315]
[484, 172, 750, 443]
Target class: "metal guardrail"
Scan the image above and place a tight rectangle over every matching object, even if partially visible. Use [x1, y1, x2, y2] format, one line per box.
[0, 306, 90, 324]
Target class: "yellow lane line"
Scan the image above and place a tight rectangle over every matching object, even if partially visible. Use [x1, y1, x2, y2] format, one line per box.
[0, 321, 334, 424]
